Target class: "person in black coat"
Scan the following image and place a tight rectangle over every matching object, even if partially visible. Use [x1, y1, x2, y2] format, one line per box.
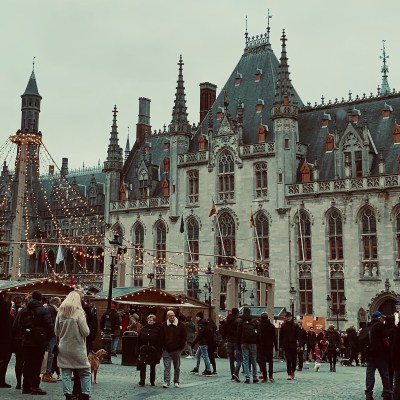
[346, 326, 359, 366]
[136, 314, 162, 386]
[100, 303, 121, 356]
[306, 326, 317, 362]
[296, 322, 307, 371]
[0, 292, 12, 388]
[279, 312, 299, 380]
[15, 291, 54, 395]
[258, 312, 277, 382]
[392, 317, 400, 400]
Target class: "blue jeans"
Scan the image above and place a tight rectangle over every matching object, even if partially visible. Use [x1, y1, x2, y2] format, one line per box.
[241, 343, 257, 379]
[61, 368, 91, 396]
[46, 336, 58, 374]
[195, 345, 211, 372]
[227, 342, 242, 376]
[365, 357, 392, 397]
[111, 334, 119, 353]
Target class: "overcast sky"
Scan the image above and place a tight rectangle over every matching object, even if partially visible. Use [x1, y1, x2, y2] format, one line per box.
[1, 1, 400, 170]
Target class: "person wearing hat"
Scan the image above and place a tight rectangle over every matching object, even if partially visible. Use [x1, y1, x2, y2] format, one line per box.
[279, 312, 300, 380]
[325, 324, 341, 372]
[364, 311, 392, 400]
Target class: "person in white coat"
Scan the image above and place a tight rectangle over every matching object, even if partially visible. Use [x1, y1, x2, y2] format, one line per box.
[55, 290, 91, 400]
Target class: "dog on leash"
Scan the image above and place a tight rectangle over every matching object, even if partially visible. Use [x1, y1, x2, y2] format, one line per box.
[314, 361, 321, 372]
[88, 349, 108, 384]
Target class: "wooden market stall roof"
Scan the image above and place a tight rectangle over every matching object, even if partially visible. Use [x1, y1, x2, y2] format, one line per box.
[94, 287, 204, 308]
[0, 278, 75, 296]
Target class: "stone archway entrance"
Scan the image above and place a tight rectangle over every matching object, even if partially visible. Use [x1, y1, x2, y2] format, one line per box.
[379, 298, 397, 316]
[369, 291, 399, 317]
[211, 267, 275, 326]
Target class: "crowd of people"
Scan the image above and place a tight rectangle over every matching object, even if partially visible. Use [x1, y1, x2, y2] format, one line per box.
[0, 290, 399, 400]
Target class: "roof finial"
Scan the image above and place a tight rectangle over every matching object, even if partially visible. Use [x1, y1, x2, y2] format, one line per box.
[32, 56, 35, 72]
[245, 15, 248, 45]
[266, 9, 272, 44]
[223, 90, 229, 111]
[380, 40, 390, 94]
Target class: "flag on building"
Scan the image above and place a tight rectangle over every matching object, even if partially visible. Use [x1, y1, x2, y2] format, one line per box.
[250, 211, 255, 228]
[180, 216, 185, 233]
[41, 247, 46, 263]
[69, 276, 75, 286]
[209, 200, 216, 217]
[56, 245, 64, 264]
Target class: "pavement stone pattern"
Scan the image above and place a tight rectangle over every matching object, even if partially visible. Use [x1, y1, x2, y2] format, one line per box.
[1, 355, 383, 400]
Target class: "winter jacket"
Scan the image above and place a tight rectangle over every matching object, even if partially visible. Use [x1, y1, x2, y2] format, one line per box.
[221, 313, 241, 343]
[279, 320, 299, 349]
[136, 323, 162, 365]
[55, 308, 90, 369]
[160, 318, 186, 353]
[185, 320, 196, 343]
[306, 330, 317, 348]
[391, 323, 400, 370]
[236, 314, 260, 345]
[0, 296, 12, 359]
[365, 318, 389, 359]
[82, 301, 97, 343]
[325, 328, 341, 351]
[346, 327, 359, 350]
[192, 318, 211, 347]
[297, 327, 307, 347]
[100, 309, 121, 335]
[17, 298, 54, 347]
[257, 315, 277, 361]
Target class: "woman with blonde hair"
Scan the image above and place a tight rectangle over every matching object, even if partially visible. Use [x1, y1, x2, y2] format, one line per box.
[55, 290, 91, 400]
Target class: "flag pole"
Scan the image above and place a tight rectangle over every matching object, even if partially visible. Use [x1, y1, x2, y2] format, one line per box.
[298, 206, 305, 262]
[215, 214, 227, 263]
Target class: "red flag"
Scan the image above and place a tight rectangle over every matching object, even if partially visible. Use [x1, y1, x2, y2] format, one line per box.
[69, 276, 75, 286]
[41, 247, 46, 263]
[209, 200, 216, 217]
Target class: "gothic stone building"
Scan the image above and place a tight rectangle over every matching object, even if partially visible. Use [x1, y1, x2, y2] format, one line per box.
[103, 24, 400, 329]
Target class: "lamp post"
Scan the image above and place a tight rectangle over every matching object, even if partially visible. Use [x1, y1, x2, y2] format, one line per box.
[250, 290, 255, 306]
[101, 234, 122, 364]
[203, 263, 214, 319]
[238, 280, 247, 307]
[327, 294, 347, 330]
[289, 286, 297, 316]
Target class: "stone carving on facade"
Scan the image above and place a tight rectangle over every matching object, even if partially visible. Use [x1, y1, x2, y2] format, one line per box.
[355, 203, 381, 223]
[215, 207, 240, 229]
[151, 216, 169, 234]
[322, 206, 346, 225]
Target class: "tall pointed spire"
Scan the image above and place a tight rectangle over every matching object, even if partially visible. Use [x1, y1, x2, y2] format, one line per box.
[125, 127, 130, 161]
[380, 40, 390, 94]
[274, 29, 294, 104]
[170, 55, 190, 135]
[23, 57, 40, 96]
[266, 9, 272, 45]
[105, 105, 123, 167]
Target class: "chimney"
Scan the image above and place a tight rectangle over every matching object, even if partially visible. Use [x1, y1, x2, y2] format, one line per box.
[136, 97, 151, 145]
[199, 82, 217, 124]
[61, 158, 68, 176]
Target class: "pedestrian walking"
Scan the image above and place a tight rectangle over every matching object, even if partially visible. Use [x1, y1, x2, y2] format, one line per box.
[190, 311, 213, 376]
[346, 326, 360, 366]
[184, 316, 196, 358]
[42, 297, 61, 383]
[0, 292, 13, 388]
[279, 312, 299, 380]
[136, 314, 162, 387]
[297, 322, 307, 371]
[100, 302, 121, 356]
[221, 307, 242, 382]
[15, 290, 54, 395]
[207, 319, 218, 374]
[306, 326, 317, 362]
[325, 324, 341, 372]
[258, 312, 277, 383]
[55, 290, 91, 400]
[362, 311, 392, 400]
[392, 316, 400, 400]
[160, 309, 186, 388]
[237, 307, 260, 384]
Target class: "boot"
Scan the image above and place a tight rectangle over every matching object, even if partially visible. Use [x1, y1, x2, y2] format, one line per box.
[329, 364, 333, 372]
[332, 365, 336, 372]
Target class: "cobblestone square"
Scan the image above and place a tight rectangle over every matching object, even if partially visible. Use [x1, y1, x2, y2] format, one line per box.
[2, 356, 382, 400]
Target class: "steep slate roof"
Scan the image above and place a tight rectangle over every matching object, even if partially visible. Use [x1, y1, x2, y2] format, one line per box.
[298, 93, 400, 180]
[23, 71, 41, 97]
[190, 34, 303, 152]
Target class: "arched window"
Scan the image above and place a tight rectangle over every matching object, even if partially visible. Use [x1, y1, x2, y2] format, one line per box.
[186, 217, 200, 299]
[155, 221, 166, 290]
[327, 210, 343, 260]
[133, 223, 144, 287]
[187, 170, 199, 204]
[300, 161, 311, 183]
[254, 212, 269, 277]
[216, 212, 236, 267]
[255, 162, 268, 198]
[360, 207, 378, 277]
[218, 149, 235, 201]
[139, 170, 148, 199]
[297, 210, 312, 315]
[342, 131, 363, 177]
[325, 134, 334, 151]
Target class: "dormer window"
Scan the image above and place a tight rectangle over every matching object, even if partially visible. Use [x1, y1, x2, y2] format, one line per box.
[216, 107, 224, 121]
[393, 121, 400, 143]
[235, 72, 242, 86]
[300, 161, 311, 183]
[322, 112, 331, 127]
[163, 157, 170, 173]
[162, 179, 169, 197]
[383, 103, 393, 119]
[198, 134, 207, 151]
[163, 142, 170, 150]
[255, 68, 262, 82]
[119, 184, 126, 201]
[351, 108, 361, 123]
[325, 133, 334, 151]
[258, 124, 268, 143]
[256, 99, 264, 113]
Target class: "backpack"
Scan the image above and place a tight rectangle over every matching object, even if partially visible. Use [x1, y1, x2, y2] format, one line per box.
[241, 320, 258, 343]
[20, 309, 48, 347]
[358, 326, 373, 353]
